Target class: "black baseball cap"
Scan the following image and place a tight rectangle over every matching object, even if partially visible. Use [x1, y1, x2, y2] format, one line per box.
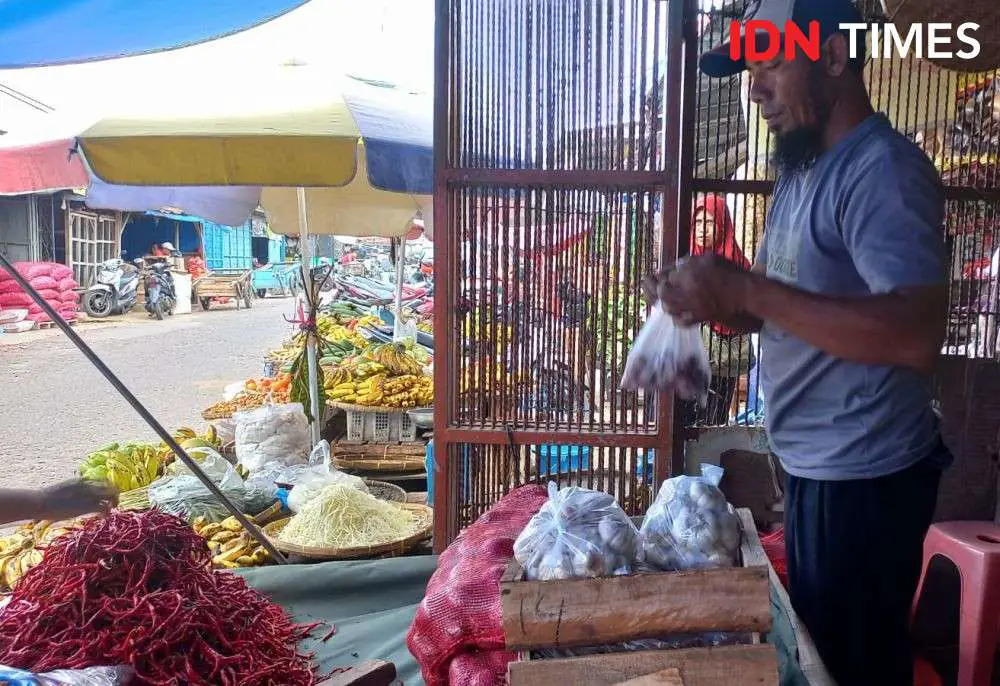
[699, 0, 865, 78]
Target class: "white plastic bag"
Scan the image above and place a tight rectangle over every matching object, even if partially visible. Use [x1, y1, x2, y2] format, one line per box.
[166, 447, 230, 479]
[620, 302, 711, 406]
[286, 440, 368, 513]
[513, 482, 640, 581]
[234, 402, 310, 473]
[148, 466, 246, 524]
[639, 464, 742, 571]
[223, 381, 245, 401]
[0, 665, 133, 685]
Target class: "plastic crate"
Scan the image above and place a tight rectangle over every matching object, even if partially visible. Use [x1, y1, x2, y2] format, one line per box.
[344, 408, 418, 443]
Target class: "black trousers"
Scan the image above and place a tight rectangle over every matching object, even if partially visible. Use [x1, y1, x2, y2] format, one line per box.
[785, 455, 943, 686]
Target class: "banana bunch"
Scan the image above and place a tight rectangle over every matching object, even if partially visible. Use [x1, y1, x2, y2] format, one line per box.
[417, 320, 433, 334]
[326, 373, 387, 405]
[369, 343, 424, 376]
[79, 441, 161, 492]
[318, 315, 368, 350]
[325, 367, 354, 388]
[266, 338, 305, 367]
[193, 516, 272, 569]
[380, 374, 433, 408]
[156, 426, 222, 467]
[355, 314, 384, 331]
[0, 520, 77, 590]
[336, 359, 387, 382]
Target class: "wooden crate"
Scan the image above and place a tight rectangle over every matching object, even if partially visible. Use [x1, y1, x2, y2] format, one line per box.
[502, 508, 779, 686]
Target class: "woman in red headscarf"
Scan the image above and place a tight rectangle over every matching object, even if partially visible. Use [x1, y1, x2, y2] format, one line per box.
[688, 193, 754, 426]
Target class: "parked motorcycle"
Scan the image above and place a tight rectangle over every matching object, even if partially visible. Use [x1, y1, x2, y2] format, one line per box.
[83, 258, 141, 318]
[144, 261, 177, 320]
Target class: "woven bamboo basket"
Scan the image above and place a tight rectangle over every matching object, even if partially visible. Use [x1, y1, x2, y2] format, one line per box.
[335, 456, 427, 473]
[328, 400, 432, 414]
[263, 503, 433, 560]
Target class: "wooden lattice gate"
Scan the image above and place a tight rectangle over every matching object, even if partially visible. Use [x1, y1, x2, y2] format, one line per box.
[432, 0, 689, 547]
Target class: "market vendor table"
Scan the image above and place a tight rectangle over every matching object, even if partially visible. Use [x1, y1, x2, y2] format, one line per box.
[236, 553, 831, 686]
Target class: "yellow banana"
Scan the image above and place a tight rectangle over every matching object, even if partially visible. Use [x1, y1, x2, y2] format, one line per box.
[220, 516, 242, 532]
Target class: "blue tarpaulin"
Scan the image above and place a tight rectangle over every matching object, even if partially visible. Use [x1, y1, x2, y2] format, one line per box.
[0, 0, 311, 68]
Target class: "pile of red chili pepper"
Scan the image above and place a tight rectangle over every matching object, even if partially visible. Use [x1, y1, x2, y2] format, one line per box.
[0, 510, 316, 685]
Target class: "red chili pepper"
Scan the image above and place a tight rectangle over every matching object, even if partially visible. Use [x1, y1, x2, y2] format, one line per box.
[0, 510, 316, 685]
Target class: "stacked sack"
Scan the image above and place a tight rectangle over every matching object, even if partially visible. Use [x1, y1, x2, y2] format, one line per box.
[0, 262, 79, 324]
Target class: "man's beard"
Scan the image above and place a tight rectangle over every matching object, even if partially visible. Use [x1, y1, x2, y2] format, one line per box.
[770, 76, 832, 174]
[771, 126, 824, 173]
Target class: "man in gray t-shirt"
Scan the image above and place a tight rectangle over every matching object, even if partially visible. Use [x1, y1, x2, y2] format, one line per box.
[644, 0, 952, 683]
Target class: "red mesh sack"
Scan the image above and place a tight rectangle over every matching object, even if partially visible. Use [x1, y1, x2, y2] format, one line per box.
[57, 276, 79, 292]
[407, 484, 549, 686]
[28, 276, 58, 291]
[32, 289, 61, 302]
[28, 308, 75, 323]
[60, 290, 80, 303]
[0, 292, 33, 308]
[0, 280, 24, 295]
[761, 527, 787, 588]
[50, 264, 73, 281]
[11, 261, 53, 280]
[448, 649, 521, 686]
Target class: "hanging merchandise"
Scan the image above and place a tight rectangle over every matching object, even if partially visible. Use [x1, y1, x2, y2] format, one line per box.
[620, 301, 712, 406]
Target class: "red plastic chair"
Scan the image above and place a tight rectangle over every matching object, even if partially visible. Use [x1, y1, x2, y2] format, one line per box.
[911, 522, 1000, 686]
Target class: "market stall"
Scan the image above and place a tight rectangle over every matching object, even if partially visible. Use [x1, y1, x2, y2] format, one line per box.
[74, 63, 433, 446]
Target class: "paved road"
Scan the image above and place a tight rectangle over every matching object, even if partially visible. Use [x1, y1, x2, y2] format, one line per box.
[0, 297, 296, 490]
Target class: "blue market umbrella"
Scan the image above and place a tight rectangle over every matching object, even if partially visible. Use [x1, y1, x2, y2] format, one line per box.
[0, 0, 311, 68]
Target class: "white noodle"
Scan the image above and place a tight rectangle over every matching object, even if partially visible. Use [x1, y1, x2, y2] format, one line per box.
[277, 484, 415, 548]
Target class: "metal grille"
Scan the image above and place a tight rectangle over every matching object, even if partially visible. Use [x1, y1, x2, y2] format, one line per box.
[434, 0, 676, 546]
[446, 185, 658, 433]
[685, 1, 1000, 429]
[446, 442, 655, 536]
[34, 195, 55, 262]
[67, 210, 120, 286]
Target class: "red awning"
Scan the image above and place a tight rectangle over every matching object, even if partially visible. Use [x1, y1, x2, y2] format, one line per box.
[0, 139, 88, 195]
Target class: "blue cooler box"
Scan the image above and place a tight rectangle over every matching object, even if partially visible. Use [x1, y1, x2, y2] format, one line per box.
[536, 444, 591, 477]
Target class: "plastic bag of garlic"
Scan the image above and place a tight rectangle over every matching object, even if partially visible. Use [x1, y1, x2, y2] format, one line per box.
[639, 463, 743, 571]
[513, 482, 641, 581]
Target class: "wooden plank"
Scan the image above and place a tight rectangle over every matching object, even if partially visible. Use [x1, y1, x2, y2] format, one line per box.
[507, 644, 778, 686]
[736, 508, 768, 645]
[737, 508, 768, 569]
[612, 668, 684, 685]
[501, 565, 770, 650]
[316, 660, 397, 686]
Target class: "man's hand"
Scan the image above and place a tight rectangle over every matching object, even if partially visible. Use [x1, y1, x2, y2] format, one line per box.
[642, 254, 750, 326]
[36, 479, 118, 521]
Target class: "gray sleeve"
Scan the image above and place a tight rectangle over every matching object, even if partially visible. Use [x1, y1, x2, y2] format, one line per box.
[839, 145, 947, 294]
[752, 232, 767, 272]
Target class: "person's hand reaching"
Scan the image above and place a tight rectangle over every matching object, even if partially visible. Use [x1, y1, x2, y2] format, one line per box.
[36, 479, 118, 521]
[642, 254, 750, 326]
